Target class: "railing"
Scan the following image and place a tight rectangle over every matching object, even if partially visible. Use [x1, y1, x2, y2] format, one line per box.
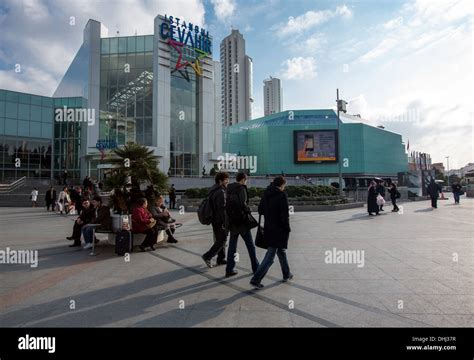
[0, 177, 27, 193]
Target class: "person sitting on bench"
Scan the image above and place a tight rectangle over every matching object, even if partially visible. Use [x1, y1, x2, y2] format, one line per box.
[132, 198, 158, 251]
[149, 194, 179, 244]
[81, 196, 112, 250]
[67, 199, 94, 247]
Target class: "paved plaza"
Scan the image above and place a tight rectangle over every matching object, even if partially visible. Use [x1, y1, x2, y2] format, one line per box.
[0, 198, 473, 327]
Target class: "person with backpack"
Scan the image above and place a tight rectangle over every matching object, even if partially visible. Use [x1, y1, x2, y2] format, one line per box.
[387, 183, 400, 212]
[201, 172, 229, 268]
[250, 176, 293, 289]
[225, 172, 260, 278]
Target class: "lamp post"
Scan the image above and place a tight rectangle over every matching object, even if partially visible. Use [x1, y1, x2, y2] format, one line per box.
[336, 89, 347, 196]
[446, 156, 450, 187]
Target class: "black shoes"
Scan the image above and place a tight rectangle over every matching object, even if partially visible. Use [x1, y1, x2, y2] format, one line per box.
[283, 274, 294, 282]
[202, 255, 213, 268]
[225, 270, 238, 278]
[69, 243, 81, 247]
[167, 237, 178, 244]
[216, 259, 227, 266]
[250, 281, 264, 289]
[139, 245, 147, 252]
[66, 236, 75, 241]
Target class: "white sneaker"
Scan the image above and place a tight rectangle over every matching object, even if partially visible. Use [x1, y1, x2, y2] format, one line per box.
[83, 243, 93, 250]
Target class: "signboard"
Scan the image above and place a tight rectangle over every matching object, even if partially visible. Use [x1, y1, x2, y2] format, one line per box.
[160, 15, 212, 80]
[294, 130, 338, 163]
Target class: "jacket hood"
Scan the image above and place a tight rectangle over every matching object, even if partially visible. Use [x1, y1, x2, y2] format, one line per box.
[227, 182, 245, 194]
[209, 183, 223, 194]
[265, 184, 283, 198]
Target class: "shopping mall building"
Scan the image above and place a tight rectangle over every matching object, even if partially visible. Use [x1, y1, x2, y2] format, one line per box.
[222, 110, 408, 187]
[0, 16, 408, 186]
[0, 15, 222, 181]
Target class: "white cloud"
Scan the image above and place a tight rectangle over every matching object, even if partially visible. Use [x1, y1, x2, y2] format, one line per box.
[0, 0, 206, 95]
[383, 16, 403, 30]
[358, 37, 399, 63]
[280, 57, 317, 80]
[277, 4, 352, 37]
[211, 0, 235, 21]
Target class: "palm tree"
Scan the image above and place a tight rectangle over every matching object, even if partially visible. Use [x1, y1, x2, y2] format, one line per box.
[105, 144, 168, 210]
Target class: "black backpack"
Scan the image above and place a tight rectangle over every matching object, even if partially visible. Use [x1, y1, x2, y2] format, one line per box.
[198, 189, 217, 225]
[226, 189, 245, 224]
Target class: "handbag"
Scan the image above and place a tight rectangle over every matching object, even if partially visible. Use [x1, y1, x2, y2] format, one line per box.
[245, 213, 258, 229]
[376, 194, 385, 206]
[146, 218, 157, 229]
[255, 215, 268, 249]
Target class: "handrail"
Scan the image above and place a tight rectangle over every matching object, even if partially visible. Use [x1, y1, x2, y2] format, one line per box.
[0, 177, 27, 193]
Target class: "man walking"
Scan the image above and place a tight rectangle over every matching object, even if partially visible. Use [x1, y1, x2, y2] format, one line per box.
[451, 182, 462, 205]
[427, 179, 442, 209]
[225, 172, 260, 277]
[202, 172, 229, 268]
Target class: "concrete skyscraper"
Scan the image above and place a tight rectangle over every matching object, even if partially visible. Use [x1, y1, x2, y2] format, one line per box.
[220, 29, 253, 126]
[263, 77, 282, 116]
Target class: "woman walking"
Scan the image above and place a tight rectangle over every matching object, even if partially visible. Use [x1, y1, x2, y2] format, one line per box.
[367, 180, 379, 216]
[250, 176, 293, 289]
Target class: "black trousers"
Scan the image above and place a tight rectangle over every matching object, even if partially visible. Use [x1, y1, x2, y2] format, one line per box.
[46, 201, 53, 211]
[431, 196, 438, 208]
[170, 198, 176, 209]
[203, 222, 227, 262]
[391, 198, 399, 211]
[140, 227, 157, 247]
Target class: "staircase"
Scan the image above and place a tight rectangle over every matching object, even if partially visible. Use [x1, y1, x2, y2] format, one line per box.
[0, 178, 77, 207]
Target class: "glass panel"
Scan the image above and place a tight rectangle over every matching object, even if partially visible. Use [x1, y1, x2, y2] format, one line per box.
[5, 119, 17, 135]
[136, 36, 144, 52]
[109, 38, 118, 53]
[0, 101, 5, 117]
[144, 53, 153, 67]
[30, 121, 41, 138]
[145, 35, 154, 52]
[31, 105, 42, 121]
[0, 118, 4, 134]
[42, 97, 53, 107]
[18, 120, 29, 136]
[101, 38, 110, 54]
[19, 93, 30, 104]
[5, 91, 19, 102]
[5, 102, 18, 118]
[127, 37, 136, 53]
[41, 107, 53, 122]
[42, 123, 52, 138]
[101, 56, 109, 71]
[0, 90, 5, 100]
[118, 37, 127, 53]
[31, 95, 42, 106]
[18, 104, 30, 120]
[109, 54, 118, 69]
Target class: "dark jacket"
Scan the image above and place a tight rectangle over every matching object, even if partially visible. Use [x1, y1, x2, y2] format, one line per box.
[258, 184, 290, 249]
[93, 205, 112, 230]
[387, 186, 399, 200]
[209, 184, 227, 226]
[226, 182, 251, 235]
[45, 189, 56, 202]
[376, 184, 386, 197]
[79, 206, 95, 224]
[427, 181, 442, 198]
[149, 205, 172, 228]
[367, 185, 379, 213]
[451, 184, 462, 193]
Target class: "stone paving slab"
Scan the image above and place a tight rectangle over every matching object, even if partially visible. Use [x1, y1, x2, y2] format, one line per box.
[0, 197, 473, 327]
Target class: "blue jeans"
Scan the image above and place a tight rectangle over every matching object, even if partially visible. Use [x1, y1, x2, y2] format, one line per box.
[226, 229, 259, 273]
[251, 247, 290, 284]
[81, 224, 96, 244]
[454, 192, 460, 203]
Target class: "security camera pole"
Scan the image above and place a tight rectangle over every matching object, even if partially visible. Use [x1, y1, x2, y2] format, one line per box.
[336, 89, 347, 196]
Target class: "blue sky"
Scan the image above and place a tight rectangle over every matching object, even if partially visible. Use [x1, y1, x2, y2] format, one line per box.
[0, 0, 472, 167]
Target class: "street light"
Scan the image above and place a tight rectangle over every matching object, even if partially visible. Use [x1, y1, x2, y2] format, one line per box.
[336, 89, 347, 196]
[446, 156, 450, 187]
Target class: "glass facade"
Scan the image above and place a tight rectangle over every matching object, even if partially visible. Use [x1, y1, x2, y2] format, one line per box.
[53, 97, 85, 180]
[0, 89, 84, 181]
[0, 90, 53, 180]
[169, 48, 200, 176]
[99, 35, 154, 146]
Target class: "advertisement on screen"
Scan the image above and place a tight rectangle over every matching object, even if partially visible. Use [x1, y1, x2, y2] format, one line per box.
[294, 130, 338, 163]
